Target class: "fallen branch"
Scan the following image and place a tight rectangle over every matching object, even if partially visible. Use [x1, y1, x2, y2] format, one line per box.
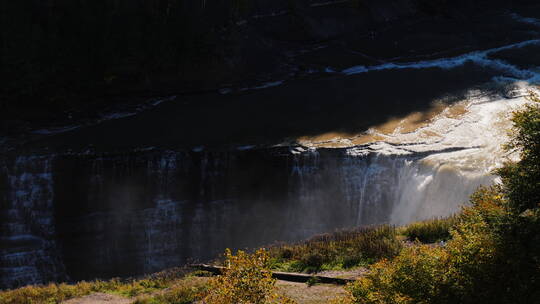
[189, 264, 355, 285]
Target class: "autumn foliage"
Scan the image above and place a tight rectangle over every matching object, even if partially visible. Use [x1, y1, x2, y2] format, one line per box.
[202, 248, 296, 304]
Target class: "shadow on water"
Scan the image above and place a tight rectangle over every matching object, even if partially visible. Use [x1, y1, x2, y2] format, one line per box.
[28, 61, 511, 152]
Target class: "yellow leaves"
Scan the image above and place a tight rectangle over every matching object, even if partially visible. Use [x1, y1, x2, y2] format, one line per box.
[339, 245, 449, 304]
[202, 249, 297, 304]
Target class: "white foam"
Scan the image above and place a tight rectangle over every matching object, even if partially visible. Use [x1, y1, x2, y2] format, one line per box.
[32, 96, 177, 135]
[237, 145, 256, 151]
[239, 80, 284, 92]
[32, 126, 81, 135]
[511, 13, 540, 27]
[342, 39, 540, 81]
[343, 83, 539, 224]
[353, 86, 534, 164]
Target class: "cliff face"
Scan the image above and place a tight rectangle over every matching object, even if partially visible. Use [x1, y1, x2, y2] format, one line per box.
[1, 146, 492, 288]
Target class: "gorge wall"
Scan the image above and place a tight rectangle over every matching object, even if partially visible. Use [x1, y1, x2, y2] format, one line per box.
[0, 145, 493, 289]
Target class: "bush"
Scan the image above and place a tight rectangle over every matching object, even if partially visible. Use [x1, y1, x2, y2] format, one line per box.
[344, 245, 449, 304]
[301, 252, 325, 269]
[202, 249, 296, 304]
[403, 216, 458, 243]
[269, 226, 402, 273]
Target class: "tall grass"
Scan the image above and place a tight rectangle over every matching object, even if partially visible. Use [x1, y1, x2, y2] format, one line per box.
[403, 216, 458, 243]
[133, 277, 208, 304]
[0, 268, 191, 304]
[268, 225, 402, 273]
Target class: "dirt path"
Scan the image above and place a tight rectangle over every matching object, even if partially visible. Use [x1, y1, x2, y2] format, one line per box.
[276, 281, 347, 304]
[62, 293, 132, 304]
[61, 268, 365, 304]
[315, 268, 368, 280]
[61, 281, 347, 304]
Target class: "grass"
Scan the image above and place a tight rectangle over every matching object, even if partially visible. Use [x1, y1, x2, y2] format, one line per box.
[267, 225, 403, 273]
[133, 277, 209, 304]
[1, 220, 459, 304]
[402, 216, 458, 243]
[0, 267, 195, 304]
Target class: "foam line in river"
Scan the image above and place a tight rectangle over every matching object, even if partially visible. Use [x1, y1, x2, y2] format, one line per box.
[342, 39, 540, 81]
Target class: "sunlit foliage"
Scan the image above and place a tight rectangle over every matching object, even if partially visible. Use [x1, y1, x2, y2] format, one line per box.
[268, 226, 402, 273]
[497, 92, 540, 213]
[402, 216, 458, 243]
[202, 248, 296, 304]
[0, 268, 189, 304]
[133, 278, 208, 304]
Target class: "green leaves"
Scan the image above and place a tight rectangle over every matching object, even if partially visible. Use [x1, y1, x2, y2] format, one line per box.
[498, 93, 540, 213]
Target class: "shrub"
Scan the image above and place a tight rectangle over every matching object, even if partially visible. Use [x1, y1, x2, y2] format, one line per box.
[269, 226, 402, 273]
[301, 252, 325, 269]
[403, 216, 458, 243]
[202, 248, 296, 304]
[343, 245, 449, 304]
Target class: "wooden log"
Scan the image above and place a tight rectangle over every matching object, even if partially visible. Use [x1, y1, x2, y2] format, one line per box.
[189, 264, 355, 285]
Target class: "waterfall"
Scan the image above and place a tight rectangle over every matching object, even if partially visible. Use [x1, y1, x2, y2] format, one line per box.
[0, 156, 66, 289]
[1, 87, 534, 289]
[2, 29, 540, 288]
[0, 86, 531, 287]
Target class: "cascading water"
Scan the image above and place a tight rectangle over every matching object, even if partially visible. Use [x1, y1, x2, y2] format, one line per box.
[343, 86, 533, 225]
[0, 156, 66, 288]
